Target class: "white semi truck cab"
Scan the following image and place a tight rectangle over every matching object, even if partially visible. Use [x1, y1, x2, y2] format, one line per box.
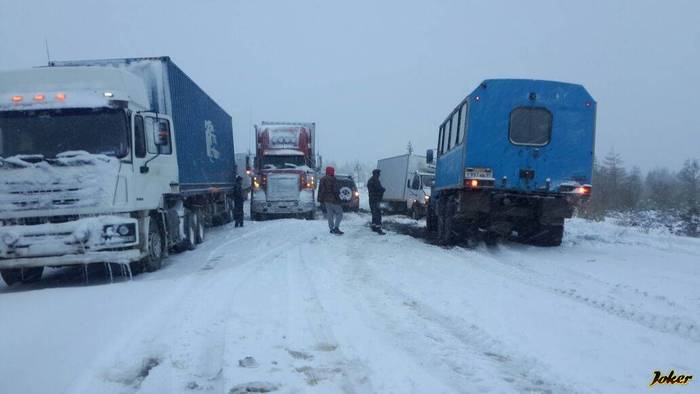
[0, 57, 237, 285]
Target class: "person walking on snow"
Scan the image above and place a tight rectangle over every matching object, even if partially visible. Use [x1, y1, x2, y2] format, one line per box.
[367, 169, 386, 234]
[233, 175, 245, 227]
[318, 166, 344, 235]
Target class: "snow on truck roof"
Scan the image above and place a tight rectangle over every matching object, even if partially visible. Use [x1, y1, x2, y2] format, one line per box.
[0, 66, 150, 111]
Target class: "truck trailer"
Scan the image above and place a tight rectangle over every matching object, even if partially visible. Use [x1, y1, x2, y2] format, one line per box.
[427, 79, 595, 246]
[376, 153, 434, 219]
[250, 122, 318, 220]
[0, 56, 236, 284]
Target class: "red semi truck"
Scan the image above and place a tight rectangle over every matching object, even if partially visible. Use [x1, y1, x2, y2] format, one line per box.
[250, 122, 319, 220]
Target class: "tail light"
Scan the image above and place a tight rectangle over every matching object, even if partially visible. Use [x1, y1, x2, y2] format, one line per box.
[574, 185, 592, 195]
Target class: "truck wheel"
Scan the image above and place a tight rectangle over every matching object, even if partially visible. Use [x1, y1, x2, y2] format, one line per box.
[437, 214, 454, 245]
[143, 218, 164, 272]
[195, 210, 205, 244]
[1, 267, 44, 285]
[305, 210, 316, 220]
[224, 199, 235, 224]
[182, 210, 197, 251]
[410, 206, 421, 220]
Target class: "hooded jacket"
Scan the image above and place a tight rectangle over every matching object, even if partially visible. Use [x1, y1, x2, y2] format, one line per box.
[318, 167, 341, 204]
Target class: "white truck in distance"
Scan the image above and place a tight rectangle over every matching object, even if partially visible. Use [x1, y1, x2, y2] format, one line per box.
[0, 57, 237, 285]
[377, 153, 435, 219]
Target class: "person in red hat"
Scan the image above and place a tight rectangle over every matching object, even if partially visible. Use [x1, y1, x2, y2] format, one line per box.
[317, 166, 344, 234]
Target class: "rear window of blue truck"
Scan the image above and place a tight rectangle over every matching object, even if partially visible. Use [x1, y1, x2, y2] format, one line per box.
[509, 107, 552, 146]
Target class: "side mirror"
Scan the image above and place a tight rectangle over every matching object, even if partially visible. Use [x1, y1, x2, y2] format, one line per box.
[426, 149, 434, 164]
[407, 179, 411, 188]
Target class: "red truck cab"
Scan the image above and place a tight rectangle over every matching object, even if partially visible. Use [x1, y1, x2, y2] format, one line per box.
[250, 122, 318, 220]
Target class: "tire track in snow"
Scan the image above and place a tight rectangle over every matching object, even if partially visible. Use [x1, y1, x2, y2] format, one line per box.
[288, 238, 375, 393]
[68, 222, 316, 394]
[447, 246, 700, 344]
[342, 234, 577, 394]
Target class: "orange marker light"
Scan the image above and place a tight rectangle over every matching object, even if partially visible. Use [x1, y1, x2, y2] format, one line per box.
[470, 179, 479, 188]
[11, 95, 23, 103]
[55, 93, 66, 101]
[34, 94, 45, 101]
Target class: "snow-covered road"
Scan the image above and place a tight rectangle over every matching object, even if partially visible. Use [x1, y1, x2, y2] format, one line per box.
[1, 213, 699, 394]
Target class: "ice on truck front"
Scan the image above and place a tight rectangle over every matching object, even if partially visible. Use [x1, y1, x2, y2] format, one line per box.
[0, 216, 140, 268]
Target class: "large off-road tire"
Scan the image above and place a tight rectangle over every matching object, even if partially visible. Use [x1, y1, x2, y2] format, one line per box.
[437, 214, 455, 245]
[1, 266, 44, 285]
[142, 218, 164, 272]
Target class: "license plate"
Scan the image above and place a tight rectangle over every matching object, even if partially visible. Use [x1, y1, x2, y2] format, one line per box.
[464, 168, 492, 179]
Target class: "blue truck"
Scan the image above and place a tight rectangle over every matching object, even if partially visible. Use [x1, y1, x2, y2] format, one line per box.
[0, 57, 236, 284]
[426, 79, 595, 246]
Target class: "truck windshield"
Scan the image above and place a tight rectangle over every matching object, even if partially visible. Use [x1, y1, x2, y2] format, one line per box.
[0, 108, 129, 159]
[261, 154, 306, 168]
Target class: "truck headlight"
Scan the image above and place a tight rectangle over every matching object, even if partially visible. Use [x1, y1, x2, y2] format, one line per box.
[117, 224, 132, 236]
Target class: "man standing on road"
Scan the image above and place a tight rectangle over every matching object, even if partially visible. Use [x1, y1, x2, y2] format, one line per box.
[318, 166, 344, 235]
[367, 169, 386, 234]
[233, 176, 245, 227]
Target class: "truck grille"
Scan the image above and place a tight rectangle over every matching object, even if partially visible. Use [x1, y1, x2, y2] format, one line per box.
[1, 182, 104, 212]
[266, 174, 300, 201]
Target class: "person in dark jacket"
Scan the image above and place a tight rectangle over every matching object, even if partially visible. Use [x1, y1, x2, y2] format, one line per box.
[317, 166, 344, 235]
[367, 169, 386, 234]
[233, 176, 245, 227]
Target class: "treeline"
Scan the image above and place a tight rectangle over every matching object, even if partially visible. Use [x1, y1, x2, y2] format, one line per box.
[579, 151, 700, 237]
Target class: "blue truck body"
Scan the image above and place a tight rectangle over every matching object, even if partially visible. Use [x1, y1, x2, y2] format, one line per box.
[428, 79, 596, 246]
[50, 57, 236, 192]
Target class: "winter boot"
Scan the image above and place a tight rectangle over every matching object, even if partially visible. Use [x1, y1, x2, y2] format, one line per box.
[334, 227, 344, 235]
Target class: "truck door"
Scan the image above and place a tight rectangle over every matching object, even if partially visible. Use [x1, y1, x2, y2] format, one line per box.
[406, 172, 421, 208]
[132, 113, 179, 209]
[509, 107, 552, 191]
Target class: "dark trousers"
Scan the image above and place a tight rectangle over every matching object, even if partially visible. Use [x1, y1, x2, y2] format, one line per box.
[234, 209, 244, 227]
[369, 200, 382, 228]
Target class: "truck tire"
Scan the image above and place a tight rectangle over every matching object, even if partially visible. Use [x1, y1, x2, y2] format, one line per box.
[305, 210, 316, 220]
[142, 218, 164, 272]
[437, 214, 455, 245]
[1, 267, 44, 285]
[181, 209, 197, 251]
[426, 202, 437, 233]
[195, 210, 205, 244]
[410, 205, 421, 220]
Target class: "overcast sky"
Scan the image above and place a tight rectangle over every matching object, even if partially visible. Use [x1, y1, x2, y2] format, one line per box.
[1, 0, 698, 171]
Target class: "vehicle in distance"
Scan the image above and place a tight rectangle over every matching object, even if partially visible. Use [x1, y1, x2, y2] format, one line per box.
[250, 122, 318, 220]
[377, 153, 434, 219]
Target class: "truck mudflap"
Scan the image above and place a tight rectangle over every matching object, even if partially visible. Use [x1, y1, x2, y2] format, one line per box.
[0, 216, 140, 268]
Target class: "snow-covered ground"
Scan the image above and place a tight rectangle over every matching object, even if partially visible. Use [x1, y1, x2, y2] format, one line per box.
[1, 211, 699, 394]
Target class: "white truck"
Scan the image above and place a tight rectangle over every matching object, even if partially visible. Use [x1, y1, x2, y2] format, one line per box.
[0, 57, 237, 285]
[376, 153, 435, 219]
